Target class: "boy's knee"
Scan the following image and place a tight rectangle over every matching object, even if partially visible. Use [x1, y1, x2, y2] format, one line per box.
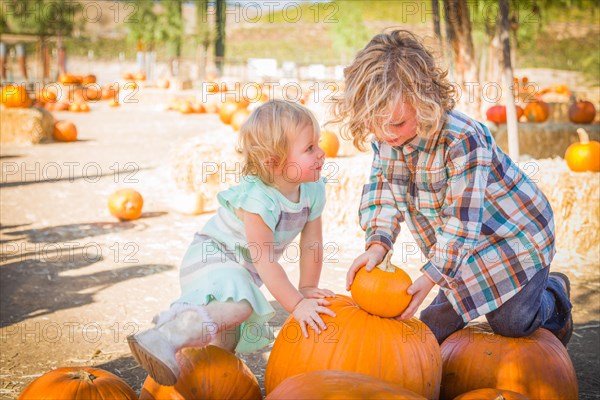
[487, 312, 535, 338]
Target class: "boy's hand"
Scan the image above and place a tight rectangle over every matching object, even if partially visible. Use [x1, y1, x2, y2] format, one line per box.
[395, 274, 436, 320]
[292, 298, 336, 338]
[299, 286, 336, 299]
[346, 244, 387, 291]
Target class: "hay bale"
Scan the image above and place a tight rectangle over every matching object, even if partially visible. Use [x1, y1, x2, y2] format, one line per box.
[525, 158, 600, 262]
[169, 135, 242, 213]
[490, 122, 600, 159]
[0, 106, 54, 145]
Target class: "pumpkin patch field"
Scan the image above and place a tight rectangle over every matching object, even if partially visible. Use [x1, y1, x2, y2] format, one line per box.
[1, 67, 599, 399]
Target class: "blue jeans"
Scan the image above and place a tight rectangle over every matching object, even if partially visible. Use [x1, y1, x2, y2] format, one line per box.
[420, 267, 572, 344]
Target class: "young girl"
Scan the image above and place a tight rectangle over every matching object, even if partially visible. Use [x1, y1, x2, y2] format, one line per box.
[336, 30, 572, 346]
[128, 100, 335, 386]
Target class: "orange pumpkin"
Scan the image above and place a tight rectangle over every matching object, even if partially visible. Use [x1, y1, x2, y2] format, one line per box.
[81, 74, 97, 85]
[565, 128, 600, 172]
[82, 85, 102, 102]
[109, 99, 120, 107]
[485, 105, 522, 124]
[69, 102, 81, 112]
[265, 295, 442, 399]
[523, 100, 550, 122]
[179, 101, 194, 114]
[231, 108, 252, 131]
[440, 323, 578, 400]
[108, 189, 143, 221]
[18, 367, 137, 400]
[453, 388, 529, 400]
[569, 100, 597, 124]
[53, 120, 78, 142]
[53, 102, 70, 112]
[1, 84, 32, 108]
[58, 73, 82, 85]
[36, 86, 58, 103]
[101, 85, 119, 101]
[134, 71, 146, 81]
[319, 131, 341, 157]
[157, 78, 170, 89]
[191, 102, 206, 114]
[219, 101, 242, 124]
[139, 346, 261, 400]
[265, 370, 426, 400]
[122, 72, 134, 80]
[351, 252, 412, 317]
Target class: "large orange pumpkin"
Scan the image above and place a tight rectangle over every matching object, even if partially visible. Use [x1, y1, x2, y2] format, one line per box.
[453, 388, 529, 400]
[523, 100, 550, 122]
[108, 189, 144, 221]
[265, 370, 426, 400]
[53, 120, 78, 142]
[219, 101, 243, 124]
[265, 295, 442, 399]
[564, 128, 600, 172]
[231, 108, 252, 131]
[351, 251, 413, 317]
[440, 323, 578, 400]
[1, 84, 32, 108]
[18, 367, 137, 399]
[139, 346, 262, 400]
[569, 100, 597, 124]
[319, 130, 341, 157]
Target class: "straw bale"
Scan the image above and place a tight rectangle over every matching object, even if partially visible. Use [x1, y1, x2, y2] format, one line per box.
[169, 135, 242, 213]
[490, 122, 600, 159]
[525, 158, 600, 262]
[0, 106, 54, 145]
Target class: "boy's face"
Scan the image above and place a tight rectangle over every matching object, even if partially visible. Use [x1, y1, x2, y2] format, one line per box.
[282, 124, 325, 183]
[374, 100, 418, 147]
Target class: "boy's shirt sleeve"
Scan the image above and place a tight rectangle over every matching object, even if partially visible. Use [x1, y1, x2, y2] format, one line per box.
[358, 141, 404, 251]
[421, 136, 493, 287]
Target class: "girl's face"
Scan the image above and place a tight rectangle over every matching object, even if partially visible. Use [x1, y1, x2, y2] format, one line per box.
[373, 100, 418, 146]
[280, 124, 325, 183]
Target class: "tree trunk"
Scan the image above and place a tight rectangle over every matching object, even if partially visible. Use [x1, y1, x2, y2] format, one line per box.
[196, 0, 210, 80]
[215, 0, 226, 76]
[499, 0, 519, 160]
[431, 0, 442, 48]
[443, 0, 480, 118]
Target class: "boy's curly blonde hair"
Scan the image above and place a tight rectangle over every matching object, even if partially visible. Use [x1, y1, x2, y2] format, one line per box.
[330, 29, 456, 151]
[239, 100, 320, 185]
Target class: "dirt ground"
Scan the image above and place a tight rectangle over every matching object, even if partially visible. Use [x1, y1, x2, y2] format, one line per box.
[1, 87, 599, 399]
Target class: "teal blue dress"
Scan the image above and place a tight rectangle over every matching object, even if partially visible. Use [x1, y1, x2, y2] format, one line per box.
[175, 175, 326, 353]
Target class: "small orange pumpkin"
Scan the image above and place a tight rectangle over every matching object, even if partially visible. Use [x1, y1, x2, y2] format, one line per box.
[109, 99, 120, 107]
[440, 323, 578, 400]
[108, 189, 144, 221]
[179, 101, 194, 114]
[18, 367, 137, 400]
[319, 130, 341, 157]
[79, 102, 90, 112]
[81, 74, 97, 85]
[231, 108, 252, 131]
[265, 370, 426, 400]
[139, 346, 261, 400]
[157, 78, 170, 89]
[351, 251, 413, 317]
[134, 71, 146, 81]
[58, 73, 82, 85]
[524, 100, 550, 123]
[453, 388, 529, 400]
[122, 72, 134, 80]
[565, 128, 600, 172]
[53, 120, 78, 142]
[569, 100, 596, 124]
[1, 84, 32, 108]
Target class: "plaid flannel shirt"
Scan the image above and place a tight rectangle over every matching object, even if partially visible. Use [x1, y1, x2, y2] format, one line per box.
[359, 110, 555, 321]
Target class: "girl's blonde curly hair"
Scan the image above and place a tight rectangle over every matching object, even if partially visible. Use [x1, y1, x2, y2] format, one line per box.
[330, 29, 456, 151]
[239, 100, 320, 185]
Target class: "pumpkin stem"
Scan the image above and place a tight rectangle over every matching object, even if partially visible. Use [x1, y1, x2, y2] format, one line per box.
[68, 369, 98, 383]
[577, 128, 590, 144]
[374, 250, 396, 273]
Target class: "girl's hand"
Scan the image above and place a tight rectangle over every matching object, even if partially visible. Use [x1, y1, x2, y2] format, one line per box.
[395, 274, 436, 320]
[292, 298, 336, 338]
[345, 244, 387, 291]
[299, 286, 336, 299]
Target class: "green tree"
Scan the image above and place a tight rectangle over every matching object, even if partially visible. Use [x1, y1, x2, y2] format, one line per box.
[215, 0, 226, 75]
[330, 1, 370, 64]
[1, 0, 82, 35]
